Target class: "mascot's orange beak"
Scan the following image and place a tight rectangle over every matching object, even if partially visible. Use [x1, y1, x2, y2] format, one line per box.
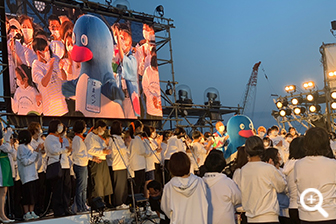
[239, 129, 254, 138]
[71, 45, 93, 62]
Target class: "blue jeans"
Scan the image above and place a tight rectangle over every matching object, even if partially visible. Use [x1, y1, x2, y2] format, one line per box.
[73, 164, 88, 212]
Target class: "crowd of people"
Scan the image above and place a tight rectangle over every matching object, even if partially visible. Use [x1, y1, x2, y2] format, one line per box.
[0, 118, 335, 224]
[6, 12, 162, 118]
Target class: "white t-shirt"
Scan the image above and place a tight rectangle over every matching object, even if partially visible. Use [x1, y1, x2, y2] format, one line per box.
[294, 156, 336, 221]
[239, 161, 287, 223]
[12, 85, 42, 115]
[203, 172, 241, 224]
[32, 56, 68, 116]
[164, 136, 185, 160]
[193, 142, 207, 167]
[84, 132, 107, 161]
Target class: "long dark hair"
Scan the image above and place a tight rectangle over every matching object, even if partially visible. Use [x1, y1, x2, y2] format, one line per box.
[129, 120, 143, 138]
[15, 64, 39, 92]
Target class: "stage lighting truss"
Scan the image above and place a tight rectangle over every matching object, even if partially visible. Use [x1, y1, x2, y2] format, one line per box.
[279, 108, 291, 117]
[293, 107, 306, 115]
[302, 81, 315, 90]
[308, 104, 321, 113]
[285, 85, 296, 93]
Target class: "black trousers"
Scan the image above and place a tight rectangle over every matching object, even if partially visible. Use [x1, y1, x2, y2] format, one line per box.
[301, 220, 336, 224]
[61, 169, 72, 209]
[35, 172, 46, 215]
[154, 163, 163, 186]
[289, 209, 300, 224]
[133, 169, 145, 194]
[111, 169, 128, 206]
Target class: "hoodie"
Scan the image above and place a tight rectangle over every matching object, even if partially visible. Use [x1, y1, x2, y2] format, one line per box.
[203, 172, 241, 224]
[161, 173, 208, 224]
[282, 159, 298, 209]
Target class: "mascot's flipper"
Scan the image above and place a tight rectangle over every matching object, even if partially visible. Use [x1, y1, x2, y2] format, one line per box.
[224, 143, 236, 160]
[62, 79, 78, 98]
[101, 80, 125, 106]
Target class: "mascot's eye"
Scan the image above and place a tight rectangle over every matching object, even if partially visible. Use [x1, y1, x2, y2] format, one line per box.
[240, 124, 245, 130]
[72, 32, 76, 45]
[81, 34, 88, 46]
[249, 123, 253, 129]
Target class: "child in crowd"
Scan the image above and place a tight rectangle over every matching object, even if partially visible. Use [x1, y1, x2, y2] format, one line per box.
[294, 127, 336, 223]
[239, 136, 286, 223]
[161, 152, 208, 224]
[31, 37, 68, 116]
[203, 150, 241, 224]
[17, 130, 39, 221]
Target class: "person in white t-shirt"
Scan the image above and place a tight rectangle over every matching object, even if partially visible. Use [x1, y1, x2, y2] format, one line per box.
[294, 127, 336, 223]
[48, 15, 65, 59]
[203, 150, 241, 224]
[161, 152, 208, 224]
[18, 15, 37, 67]
[192, 131, 209, 168]
[32, 38, 68, 116]
[282, 136, 305, 224]
[11, 64, 42, 115]
[239, 136, 287, 223]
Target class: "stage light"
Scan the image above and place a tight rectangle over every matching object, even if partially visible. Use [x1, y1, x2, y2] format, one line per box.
[308, 105, 321, 113]
[331, 102, 336, 110]
[279, 108, 291, 117]
[293, 107, 306, 115]
[285, 85, 296, 93]
[329, 71, 336, 78]
[331, 91, 336, 99]
[276, 98, 288, 109]
[271, 110, 279, 118]
[155, 5, 164, 17]
[291, 97, 302, 105]
[165, 81, 173, 95]
[112, 0, 131, 10]
[306, 94, 314, 102]
[302, 81, 315, 90]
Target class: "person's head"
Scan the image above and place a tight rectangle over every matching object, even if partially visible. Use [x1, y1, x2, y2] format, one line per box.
[19, 15, 34, 43]
[289, 136, 305, 160]
[48, 119, 63, 134]
[110, 120, 122, 136]
[147, 180, 162, 200]
[18, 130, 32, 145]
[119, 23, 132, 52]
[173, 127, 186, 139]
[169, 152, 190, 177]
[59, 21, 74, 53]
[269, 126, 279, 137]
[192, 130, 202, 141]
[216, 121, 225, 133]
[263, 136, 273, 148]
[289, 127, 297, 136]
[245, 136, 264, 158]
[32, 38, 51, 63]
[285, 133, 293, 143]
[143, 125, 151, 138]
[257, 126, 266, 137]
[48, 14, 61, 39]
[28, 122, 42, 140]
[280, 129, 287, 136]
[73, 120, 86, 135]
[162, 130, 172, 143]
[129, 120, 143, 138]
[262, 147, 280, 168]
[304, 127, 333, 158]
[235, 146, 249, 169]
[15, 64, 33, 88]
[204, 150, 226, 173]
[8, 18, 22, 39]
[93, 120, 107, 136]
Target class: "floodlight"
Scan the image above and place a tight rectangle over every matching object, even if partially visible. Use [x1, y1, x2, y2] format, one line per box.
[293, 107, 306, 115]
[306, 94, 314, 102]
[302, 81, 315, 90]
[331, 102, 336, 110]
[279, 108, 291, 117]
[308, 105, 321, 113]
[331, 91, 336, 99]
[285, 85, 296, 93]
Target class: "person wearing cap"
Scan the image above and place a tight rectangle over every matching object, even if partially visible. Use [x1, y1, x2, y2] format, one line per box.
[0, 123, 15, 223]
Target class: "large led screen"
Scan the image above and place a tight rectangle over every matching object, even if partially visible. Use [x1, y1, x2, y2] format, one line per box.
[5, 0, 163, 119]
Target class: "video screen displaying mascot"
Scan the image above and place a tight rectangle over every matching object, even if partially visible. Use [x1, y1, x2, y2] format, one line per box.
[5, 0, 163, 119]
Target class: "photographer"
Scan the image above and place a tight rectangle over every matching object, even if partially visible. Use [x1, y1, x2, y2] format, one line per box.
[146, 180, 169, 224]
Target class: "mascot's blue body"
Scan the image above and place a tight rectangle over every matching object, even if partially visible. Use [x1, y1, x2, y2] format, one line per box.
[62, 15, 125, 117]
[225, 115, 254, 161]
